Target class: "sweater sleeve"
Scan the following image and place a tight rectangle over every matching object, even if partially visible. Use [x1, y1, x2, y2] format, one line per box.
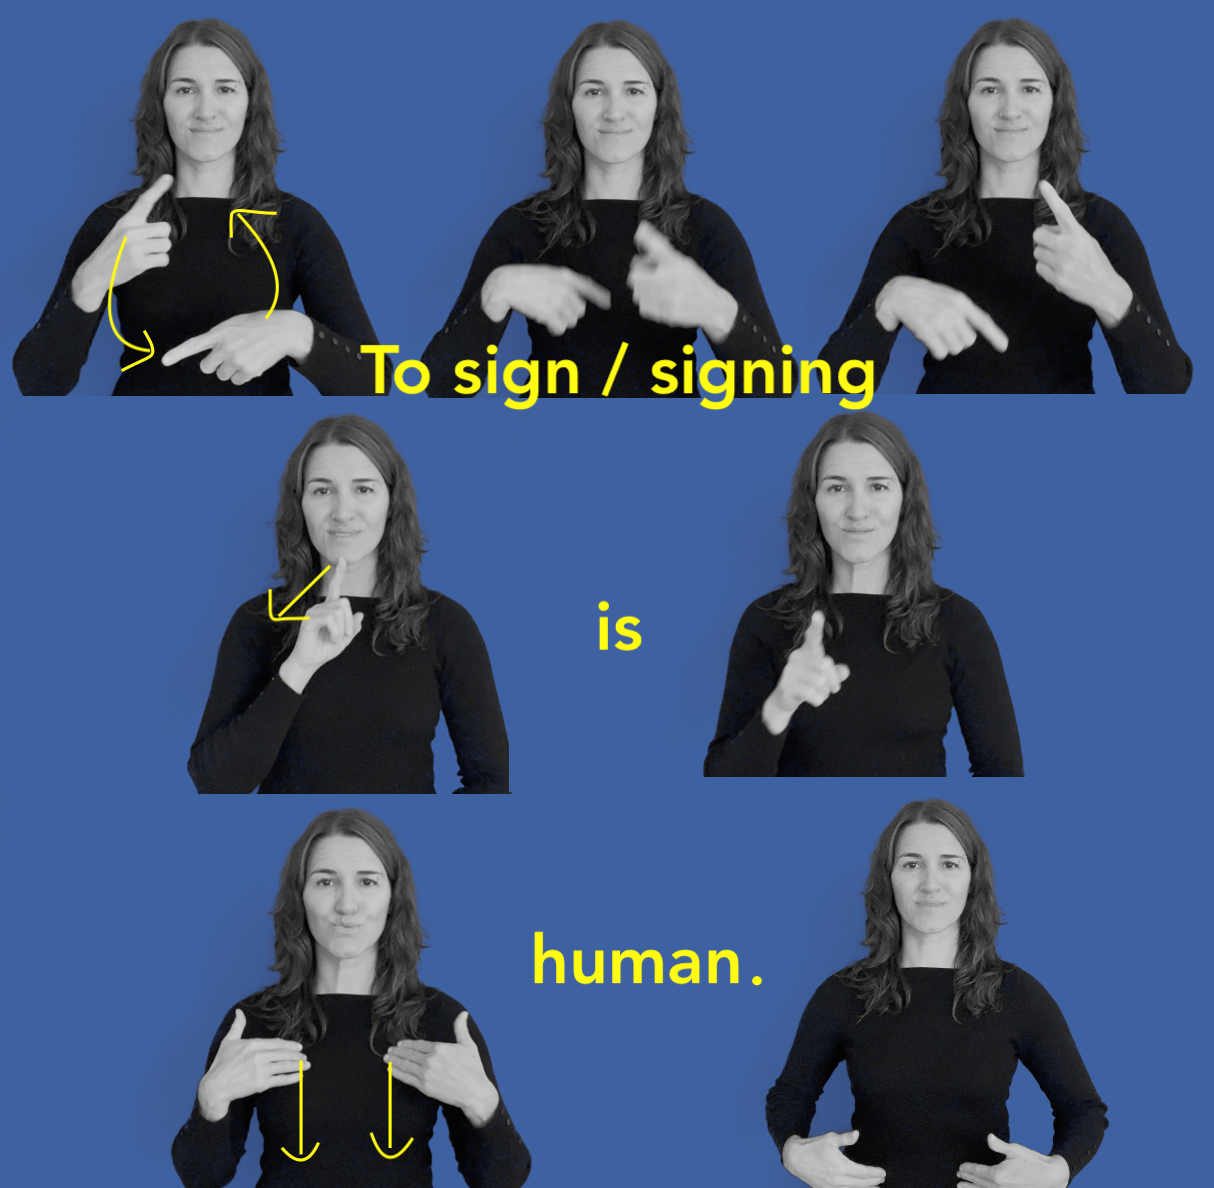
[1085, 198, 1191, 394]
[188, 600, 304, 794]
[12, 203, 118, 396]
[284, 198, 383, 395]
[815, 207, 917, 388]
[942, 595, 1024, 777]
[442, 1012, 532, 1188]
[765, 977, 850, 1155]
[1010, 971, 1108, 1181]
[687, 200, 788, 373]
[704, 600, 793, 776]
[421, 208, 536, 397]
[433, 597, 510, 793]
[171, 1008, 256, 1188]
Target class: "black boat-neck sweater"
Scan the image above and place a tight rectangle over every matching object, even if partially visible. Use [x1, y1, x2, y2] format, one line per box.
[705, 591, 1022, 777]
[422, 197, 788, 397]
[14, 194, 380, 395]
[189, 592, 508, 794]
[817, 196, 1190, 393]
[172, 991, 531, 1188]
[766, 966, 1107, 1188]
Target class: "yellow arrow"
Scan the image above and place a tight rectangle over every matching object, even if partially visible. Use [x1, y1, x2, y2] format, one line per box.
[268, 566, 331, 622]
[280, 1060, 320, 1162]
[229, 209, 280, 317]
[107, 237, 155, 371]
[370, 1062, 415, 1159]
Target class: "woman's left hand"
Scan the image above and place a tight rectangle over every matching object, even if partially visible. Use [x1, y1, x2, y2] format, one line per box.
[1033, 181, 1132, 328]
[957, 1134, 1070, 1188]
[385, 1011, 500, 1128]
[627, 221, 739, 342]
[161, 310, 314, 384]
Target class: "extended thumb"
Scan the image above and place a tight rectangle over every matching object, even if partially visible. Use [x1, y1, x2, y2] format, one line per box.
[227, 1008, 246, 1039]
[453, 1010, 474, 1045]
[836, 1130, 859, 1147]
[987, 1134, 1012, 1154]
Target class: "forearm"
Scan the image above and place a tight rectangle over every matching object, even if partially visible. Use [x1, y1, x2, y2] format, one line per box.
[189, 675, 303, 794]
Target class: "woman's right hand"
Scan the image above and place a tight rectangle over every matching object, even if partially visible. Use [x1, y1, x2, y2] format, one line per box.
[196, 1009, 308, 1123]
[278, 556, 365, 694]
[874, 275, 1009, 360]
[70, 174, 175, 313]
[762, 611, 850, 735]
[782, 1131, 886, 1188]
[480, 263, 611, 334]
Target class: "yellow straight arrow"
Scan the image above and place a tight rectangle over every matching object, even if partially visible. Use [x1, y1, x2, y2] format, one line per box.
[229, 209, 280, 316]
[370, 1062, 415, 1159]
[280, 1060, 319, 1162]
[268, 566, 331, 622]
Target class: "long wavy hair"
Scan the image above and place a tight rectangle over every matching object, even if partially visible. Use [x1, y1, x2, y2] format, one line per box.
[246, 810, 430, 1051]
[840, 800, 1012, 1022]
[112, 19, 283, 248]
[270, 416, 430, 653]
[916, 19, 1087, 250]
[519, 21, 695, 250]
[769, 412, 943, 651]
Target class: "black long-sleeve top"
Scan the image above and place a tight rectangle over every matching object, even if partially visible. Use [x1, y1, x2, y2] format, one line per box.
[705, 591, 1022, 776]
[14, 194, 380, 395]
[422, 197, 788, 397]
[172, 990, 531, 1188]
[817, 195, 1190, 393]
[766, 966, 1107, 1188]
[189, 592, 508, 794]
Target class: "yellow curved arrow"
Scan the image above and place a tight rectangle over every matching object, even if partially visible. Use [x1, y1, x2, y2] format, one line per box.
[280, 1061, 319, 1162]
[107, 237, 155, 371]
[268, 566, 331, 622]
[229, 209, 280, 317]
[370, 1063, 415, 1159]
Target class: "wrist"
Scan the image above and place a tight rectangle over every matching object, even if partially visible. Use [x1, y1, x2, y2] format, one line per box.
[702, 288, 738, 343]
[462, 1083, 500, 1129]
[279, 654, 315, 694]
[480, 269, 511, 323]
[762, 691, 795, 736]
[874, 277, 907, 331]
[285, 311, 314, 363]
[70, 267, 105, 314]
[1048, 1154, 1071, 1188]
[1094, 276, 1133, 329]
[196, 1080, 230, 1123]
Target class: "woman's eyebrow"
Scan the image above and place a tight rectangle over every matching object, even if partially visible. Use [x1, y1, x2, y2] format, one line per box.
[168, 74, 242, 85]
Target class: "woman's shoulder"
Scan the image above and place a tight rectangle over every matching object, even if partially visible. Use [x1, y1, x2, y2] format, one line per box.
[738, 589, 796, 633]
[936, 588, 995, 631]
[424, 590, 483, 632]
[803, 967, 866, 1012]
[275, 193, 340, 236]
[420, 985, 472, 1036]
[1078, 192, 1138, 236]
[998, 964, 1058, 1005]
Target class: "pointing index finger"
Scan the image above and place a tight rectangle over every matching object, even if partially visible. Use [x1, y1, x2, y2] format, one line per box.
[633, 219, 676, 258]
[801, 610, 826, 655]
[161, 330, 219, 367]
[1037, 179, 1080, 230]
[129, 174, 174, 222]
[326, 556, 347, 601]
[569, 272, 612, 310]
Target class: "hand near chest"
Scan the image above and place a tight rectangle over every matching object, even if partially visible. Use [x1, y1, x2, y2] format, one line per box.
[385, 1011, 500, 1128]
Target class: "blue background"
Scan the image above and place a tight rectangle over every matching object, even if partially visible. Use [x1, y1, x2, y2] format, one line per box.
[2, 1, 1210, 1186]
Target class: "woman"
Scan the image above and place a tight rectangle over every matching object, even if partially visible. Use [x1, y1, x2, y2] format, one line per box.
[172, 809, 531, 1188]
[817, 19, 1190, 394]
[704, 411, 1021, 776]
[189, 415, 508, 794]
[421, 20, 786, 399]
[13, 19, 380, 395]
[767, 799, 1106, 1188]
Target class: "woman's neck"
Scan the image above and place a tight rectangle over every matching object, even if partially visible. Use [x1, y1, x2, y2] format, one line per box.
[829, 554, 890, 595]
[900, 926, 959, 969]
[582, 156, 643, 201]
[314, 948, 377, 995]
[976, 154, 1040, 199]
[173, 156, 236, 199]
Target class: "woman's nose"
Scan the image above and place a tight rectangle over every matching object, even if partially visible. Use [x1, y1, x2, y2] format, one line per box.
[331, 493, 354, 520]
[845, 493, 869, 519]
[603, 92, 624, 121]
[336, 885, 357, 914]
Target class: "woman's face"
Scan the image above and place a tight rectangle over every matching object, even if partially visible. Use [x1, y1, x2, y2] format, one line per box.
[571, 45, 657, 173]
[966, 44, 1053, 172]
[891, 822, 973, 941]
[303, 834, 391, 968]
[813, 441, 904, 570]
[302, 443, 391, 571]
[162, 44, 249, 171]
